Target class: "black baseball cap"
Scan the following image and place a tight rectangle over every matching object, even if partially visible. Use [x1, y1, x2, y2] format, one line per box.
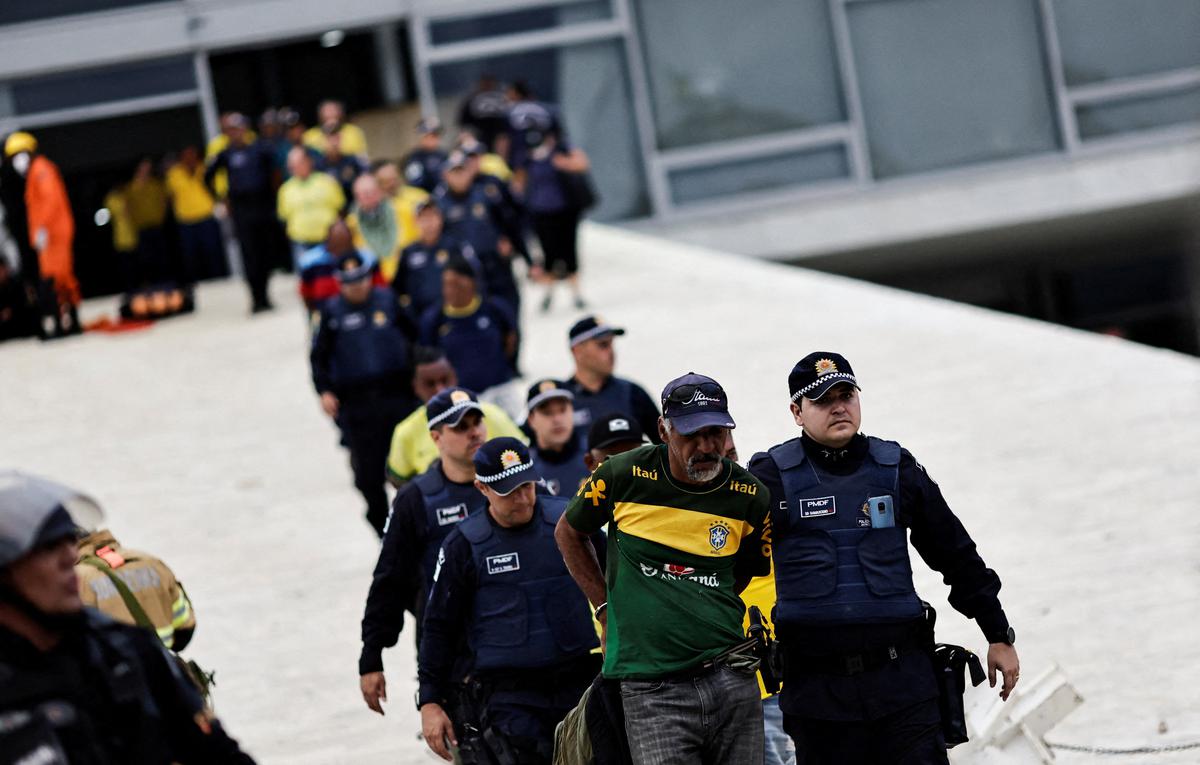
[474, 437, 538, 496]
[587, 413, 646, 451]
[788, 352, 860, 403]
[569, 315, 625, 348]
[335, 251, 373, 282]
[426, 387, 484, 430]
[526, 379, 574, 412]
[660, 373, 735, 435]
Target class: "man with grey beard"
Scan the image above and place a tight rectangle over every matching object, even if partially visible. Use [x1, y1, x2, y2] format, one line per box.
[556, 373, 772, 765]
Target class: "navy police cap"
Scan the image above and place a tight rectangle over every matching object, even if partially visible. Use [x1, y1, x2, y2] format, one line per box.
[474, 437, 538, 496]
[788, 352, 860, 403]
[427, 387, 484, 430]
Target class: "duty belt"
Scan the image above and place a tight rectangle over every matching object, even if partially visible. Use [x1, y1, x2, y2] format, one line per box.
[786, 641, 911, 676]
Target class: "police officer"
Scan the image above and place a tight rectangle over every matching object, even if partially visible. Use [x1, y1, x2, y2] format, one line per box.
[392, 199, 479, 321]
[359, 387, 489, 715]
[747, 352, 1020, 764]
[583, 411, 647, 473]
[434, 150, 529, 318]
[525, 379, 589, 496]
[311, 251, 418, 536]
[403, 118, 449, 194]
[418, 437, 601, 764]
[0, 471, 256, 763]
[565, 316, 661, 442]
[204, 112, 280, 313]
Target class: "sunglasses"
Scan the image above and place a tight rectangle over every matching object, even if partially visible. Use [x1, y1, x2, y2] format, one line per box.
[664, 382, 725, 406]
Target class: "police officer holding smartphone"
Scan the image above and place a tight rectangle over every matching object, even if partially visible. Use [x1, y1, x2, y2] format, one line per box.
[748, 352, 1019, 764]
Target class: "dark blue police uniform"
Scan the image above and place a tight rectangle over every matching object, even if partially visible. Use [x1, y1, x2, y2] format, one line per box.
[434, 182, 527, 316]
[418, 298, 516, 394]
[748, 353, 1012, 765]
[530, 432, 589, 497]
[205, 139, 281, 309]
[403, 148, 449, 193]
[392, 236, 479, 320]
[418, 439, 602, 765]
[311, 283, 418, 536]
[360, 458, 487, 674]
[566, 375, 661, 444]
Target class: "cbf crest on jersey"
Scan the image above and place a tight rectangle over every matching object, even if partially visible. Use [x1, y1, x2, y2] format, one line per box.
[709, 520, 731, 552]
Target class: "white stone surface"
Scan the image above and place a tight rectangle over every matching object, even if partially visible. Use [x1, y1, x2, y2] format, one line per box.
[1, 223, 1198, 763]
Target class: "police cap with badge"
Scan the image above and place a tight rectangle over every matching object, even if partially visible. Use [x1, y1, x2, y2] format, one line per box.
[336, 251, 374, 283]
[526, 378, 573, 414]
[788, 351, 860, 403]
[426, 387, 484, 430]
[473, 437, 538, 496]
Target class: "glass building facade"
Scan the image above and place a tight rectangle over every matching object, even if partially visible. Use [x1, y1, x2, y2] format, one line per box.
[0, 0, 1195, 222]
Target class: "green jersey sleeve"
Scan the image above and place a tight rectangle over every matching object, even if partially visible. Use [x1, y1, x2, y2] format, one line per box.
[564, 458, 615, 534]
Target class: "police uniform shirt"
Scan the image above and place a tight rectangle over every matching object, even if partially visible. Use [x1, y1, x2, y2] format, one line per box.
[530, 431, 590, 497]
[359, 459, 485, 675]
[417, 297, 516, 394]
[205, 140, 275, 204]
[434, 184, 528, 300]
[310, 288, 417, 397]
[566, 374, 663, 445]
[403, 148, 448, 193]
[416, 497, 605, 708]
[747, 432, 1010, 721]
[392, 236, 478, 320]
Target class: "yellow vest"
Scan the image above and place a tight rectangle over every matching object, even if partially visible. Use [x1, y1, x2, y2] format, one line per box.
[302, 123, 368, 157]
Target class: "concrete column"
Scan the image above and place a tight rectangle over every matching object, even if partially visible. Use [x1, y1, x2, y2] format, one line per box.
[374, 24, 407, 105]
[192, 51, 220, 139]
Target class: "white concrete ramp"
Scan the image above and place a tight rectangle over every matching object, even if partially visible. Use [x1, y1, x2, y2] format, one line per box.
[1, 223, 1197, 762]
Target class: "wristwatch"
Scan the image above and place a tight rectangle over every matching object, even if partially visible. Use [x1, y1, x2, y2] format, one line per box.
[990, 626, 1016, 646]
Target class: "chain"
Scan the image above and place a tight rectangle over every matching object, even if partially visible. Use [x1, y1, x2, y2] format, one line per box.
[1046, 740, 1200, 756]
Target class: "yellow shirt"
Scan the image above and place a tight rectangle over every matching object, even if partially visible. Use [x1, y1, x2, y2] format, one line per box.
[103, 190, 138, 252]
[165, 164, 215, 224]
[387, 402, 527, 483]
[277, 173, 345, 244]
[302, 123, 368, 157]
[393, 185, 429, 249]
[480, 153, 512, 182]
[125, 178, 168, 230]
[741, 564, 780, 700]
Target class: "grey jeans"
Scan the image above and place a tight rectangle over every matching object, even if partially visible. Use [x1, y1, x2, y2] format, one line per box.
[620, 663, 764, 765]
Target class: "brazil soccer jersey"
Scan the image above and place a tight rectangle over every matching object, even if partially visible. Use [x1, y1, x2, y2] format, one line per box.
[564, 444, 771, 679]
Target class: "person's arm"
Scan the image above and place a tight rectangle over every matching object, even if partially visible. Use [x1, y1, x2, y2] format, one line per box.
[310, 309, 338, 417]
[360, 486, 426, 713]
[901, 449, 1019, 699]
[732, 475, 773, 595]
[417, 533, 475, 760]
[629, 383, 664, 445]
[557, 462, 615, 613]
[202, 151, 226, 195]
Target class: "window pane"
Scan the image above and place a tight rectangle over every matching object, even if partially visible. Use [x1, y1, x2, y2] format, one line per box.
[1077, 87, 1200, 140]
[10, 57, 195, 115]
[0, 0, 172, 25]
[1054, 0, 1200, 87]
[848, 0, 1060, 178]
[668, 146, 849, 206]
[632, 0, 845, 149]
[429, 1, 612, 46]
[431, 40, 650, 220]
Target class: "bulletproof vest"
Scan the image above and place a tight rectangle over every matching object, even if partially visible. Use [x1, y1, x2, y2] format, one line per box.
[459, 497, 598, 671]
[530, 437, 590, 497]
[413, 461, 488, 592]
[404, 150, 446, 192]
[399, 238, 456, 317]
[571, 377, 636, 430]
[324, 288, 411, 390]
[0, 611, 173, 764]
[437, 187, 500, 256]
[770, 436, 923, 627]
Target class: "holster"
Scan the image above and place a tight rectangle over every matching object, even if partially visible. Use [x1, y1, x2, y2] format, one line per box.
[923, 602, 986, 748]
[747, 606, 781, 695]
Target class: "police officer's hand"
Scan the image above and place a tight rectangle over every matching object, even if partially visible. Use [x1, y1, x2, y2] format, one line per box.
[420, 702, 457, 761]
[320, 392, 339, 419]
[987, 643, 1020, 701]
[360, 671, 387, 715]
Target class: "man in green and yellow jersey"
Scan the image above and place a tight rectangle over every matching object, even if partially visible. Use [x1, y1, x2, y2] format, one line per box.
[557, 372, 770, 765]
